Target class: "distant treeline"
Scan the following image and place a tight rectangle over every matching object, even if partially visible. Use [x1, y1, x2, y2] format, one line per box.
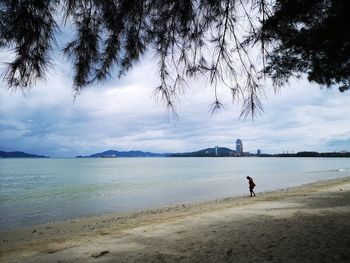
[171, 149, 350, 158]
[170, 147, 236, 157]
[261, 151, 350, 158]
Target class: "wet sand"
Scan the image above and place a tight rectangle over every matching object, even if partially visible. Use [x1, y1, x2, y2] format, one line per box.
[1, 177, 350, 262]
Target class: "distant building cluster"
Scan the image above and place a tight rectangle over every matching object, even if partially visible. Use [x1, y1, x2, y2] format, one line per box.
[212, 139, 255, 157]
[231, 139, 262, 157]
[172, 139, 264, 157]
[214, 139, 257, 157]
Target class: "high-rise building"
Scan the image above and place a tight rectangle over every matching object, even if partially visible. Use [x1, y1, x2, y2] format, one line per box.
[257, 149, 261, 156]
[236, 139, 243, 155]
[215, 146, 219, 156]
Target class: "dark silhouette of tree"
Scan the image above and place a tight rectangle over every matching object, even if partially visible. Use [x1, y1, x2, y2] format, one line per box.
[255, 0, 350, 93]
[0, 0, 349, 117]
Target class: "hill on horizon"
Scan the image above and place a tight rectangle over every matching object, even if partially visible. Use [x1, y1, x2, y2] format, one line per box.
[0, 151, 49, 158]
[76, 150, 168, 158]
[76, 147, 238, 158]
[170, 147, 236, 157]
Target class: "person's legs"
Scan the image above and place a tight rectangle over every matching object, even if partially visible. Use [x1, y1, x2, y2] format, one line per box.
[250, 188, 256, 197]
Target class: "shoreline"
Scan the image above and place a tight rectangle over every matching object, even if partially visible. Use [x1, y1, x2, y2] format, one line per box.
[1, 176, 350, 262]
[2, 176, 348, 231]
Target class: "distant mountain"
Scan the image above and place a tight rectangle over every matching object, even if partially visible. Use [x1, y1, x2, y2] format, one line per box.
[76, 147, 241, 158]
[76, 150, 168, 158]
[0, 151, 49, 158]
[170, 147, 236, 157]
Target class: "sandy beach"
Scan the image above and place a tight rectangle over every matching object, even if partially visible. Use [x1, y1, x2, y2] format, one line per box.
[1, 177, 349, 262]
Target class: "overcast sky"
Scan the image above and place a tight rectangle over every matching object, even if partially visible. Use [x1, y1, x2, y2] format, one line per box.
[1, 49, 350, 157]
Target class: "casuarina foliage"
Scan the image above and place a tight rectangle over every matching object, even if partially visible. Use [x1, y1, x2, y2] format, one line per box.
[1, 0, 349, 117]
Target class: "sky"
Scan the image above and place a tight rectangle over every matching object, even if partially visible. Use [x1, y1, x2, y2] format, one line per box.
[1, 49, 350, 157]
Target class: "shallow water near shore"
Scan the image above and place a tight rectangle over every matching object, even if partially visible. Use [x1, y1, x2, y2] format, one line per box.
[1, 157, 349, 229]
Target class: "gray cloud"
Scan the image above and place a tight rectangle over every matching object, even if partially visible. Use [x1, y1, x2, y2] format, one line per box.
[1, 53, 350, 157]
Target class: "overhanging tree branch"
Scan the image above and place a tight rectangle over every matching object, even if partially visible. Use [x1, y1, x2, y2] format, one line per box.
[0, 0, 348, 118]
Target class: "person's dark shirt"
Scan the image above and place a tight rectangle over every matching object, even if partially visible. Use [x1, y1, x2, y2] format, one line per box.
[249, 178, 255, 188]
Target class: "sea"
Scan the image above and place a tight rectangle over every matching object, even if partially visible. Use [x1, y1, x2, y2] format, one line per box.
[1, 157, 349, 229]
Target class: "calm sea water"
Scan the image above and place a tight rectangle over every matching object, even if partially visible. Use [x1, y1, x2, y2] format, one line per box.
[0, 157, 349, 229]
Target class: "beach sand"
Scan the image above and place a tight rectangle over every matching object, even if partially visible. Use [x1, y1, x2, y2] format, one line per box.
[1, 177, 350, 262]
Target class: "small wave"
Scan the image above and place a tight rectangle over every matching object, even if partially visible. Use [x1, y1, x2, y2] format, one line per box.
[307, 168, 348, 174]
[330, 168, 347, 172]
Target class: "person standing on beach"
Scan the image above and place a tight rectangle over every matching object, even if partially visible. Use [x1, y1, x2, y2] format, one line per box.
[246, 176, 256, 197]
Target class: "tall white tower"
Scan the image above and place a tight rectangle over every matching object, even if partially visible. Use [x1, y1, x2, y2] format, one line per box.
[236, 139, 243, 155]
